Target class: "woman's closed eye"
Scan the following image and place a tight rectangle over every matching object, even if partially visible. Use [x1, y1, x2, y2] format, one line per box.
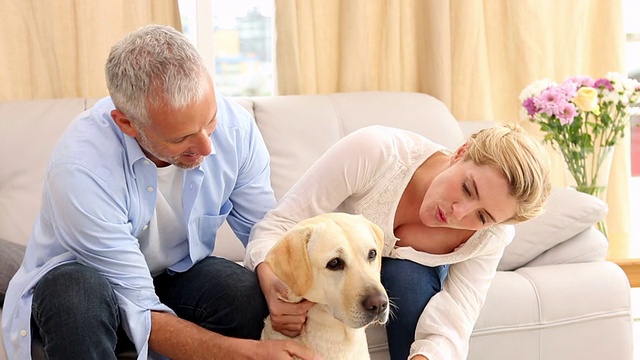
[464, 181, 490, 224]
[463, 183, 472, 196]
[478, 212, 487, 225]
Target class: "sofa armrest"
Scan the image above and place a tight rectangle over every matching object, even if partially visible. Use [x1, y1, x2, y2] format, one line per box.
[470, 261, 633, 360]
[476, 261, 630, 332]
[523, 226, 608, 267]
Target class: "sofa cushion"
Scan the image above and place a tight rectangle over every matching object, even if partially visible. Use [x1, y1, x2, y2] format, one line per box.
[498, 187, 608, 271]
[524, 226, 608, 267]
[0, 98, 90, 247]
[0, 238, 25, 306]
[251, 92, 464, 199]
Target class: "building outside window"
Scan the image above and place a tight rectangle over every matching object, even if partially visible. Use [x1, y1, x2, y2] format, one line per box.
[178, 0, 274, 96]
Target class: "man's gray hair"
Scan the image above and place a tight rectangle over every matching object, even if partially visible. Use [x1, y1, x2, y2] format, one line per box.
[105, 24, 210, 125]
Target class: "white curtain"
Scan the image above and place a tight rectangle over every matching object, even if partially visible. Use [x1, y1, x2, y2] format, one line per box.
[0, 0, 182, 101]
[274, 0, 631, 252]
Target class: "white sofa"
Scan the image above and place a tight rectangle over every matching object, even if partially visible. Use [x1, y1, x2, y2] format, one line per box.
[0, 92, 634, 360]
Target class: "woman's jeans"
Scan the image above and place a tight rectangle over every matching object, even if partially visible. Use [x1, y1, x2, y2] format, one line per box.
[381, 257, 449, 360]
[31, 257, 268, 360]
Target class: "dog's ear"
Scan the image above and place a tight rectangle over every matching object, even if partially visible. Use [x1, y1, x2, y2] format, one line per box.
[370, 222, 385, 270]
[265, 225, 314, 296]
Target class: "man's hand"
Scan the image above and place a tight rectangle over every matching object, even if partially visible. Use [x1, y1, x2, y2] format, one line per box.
[259, 339, 322, 360]
[150, 311, 322, 359]
[256, 262, 315, 337]
[410, 356, 429, 360]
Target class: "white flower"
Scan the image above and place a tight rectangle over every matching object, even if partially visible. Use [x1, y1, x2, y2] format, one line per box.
[518, 78, 556, 102]
[602, 90, 620, 104]
[605, 72, 626, 84]
[622, 77, 639, 91]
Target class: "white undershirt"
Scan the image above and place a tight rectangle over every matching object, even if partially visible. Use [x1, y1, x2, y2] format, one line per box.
[137, 164, 188, 276]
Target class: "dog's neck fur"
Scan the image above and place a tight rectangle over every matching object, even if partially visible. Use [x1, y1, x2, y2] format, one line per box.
[302, 305, 369, 357]
[276, 286, 369, 359]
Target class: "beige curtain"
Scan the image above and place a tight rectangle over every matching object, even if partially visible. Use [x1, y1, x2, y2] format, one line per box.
[275, 0, 631, 253]
[0, 0, 182, 101]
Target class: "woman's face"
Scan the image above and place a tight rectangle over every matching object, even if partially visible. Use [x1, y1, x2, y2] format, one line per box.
[419, 153, 518, 231]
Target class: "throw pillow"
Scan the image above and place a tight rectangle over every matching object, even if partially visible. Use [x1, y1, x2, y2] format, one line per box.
[0, 237, 26, 306]
[497, 187, 608, 271]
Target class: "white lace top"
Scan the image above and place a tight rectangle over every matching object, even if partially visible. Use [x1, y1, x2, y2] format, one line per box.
[245, 125, 514, 360]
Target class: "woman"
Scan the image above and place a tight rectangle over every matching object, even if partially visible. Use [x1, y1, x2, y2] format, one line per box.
[245, 124, 551, 360]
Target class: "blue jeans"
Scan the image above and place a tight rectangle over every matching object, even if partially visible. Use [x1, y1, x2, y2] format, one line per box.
[381, 257, 449, 360]
[31, 257, 268, 360]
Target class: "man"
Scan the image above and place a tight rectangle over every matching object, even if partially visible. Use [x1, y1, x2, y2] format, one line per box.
[2, 24, 317, 360]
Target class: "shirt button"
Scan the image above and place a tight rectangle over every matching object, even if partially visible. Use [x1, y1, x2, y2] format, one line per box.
[147, 186, 154, 192]
[20, 330, 27, 337]
[143, 224, 149, 230]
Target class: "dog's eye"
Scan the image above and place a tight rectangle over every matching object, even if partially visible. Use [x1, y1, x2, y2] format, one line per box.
[326, 257, 345, 271]
[368, 249, 377, 260]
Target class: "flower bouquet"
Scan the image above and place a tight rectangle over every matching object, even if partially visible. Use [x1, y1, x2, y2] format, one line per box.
[519, 72, 640, 236]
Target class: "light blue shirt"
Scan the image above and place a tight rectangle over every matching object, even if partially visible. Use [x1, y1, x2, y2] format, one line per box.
[2, 95, 276, 359]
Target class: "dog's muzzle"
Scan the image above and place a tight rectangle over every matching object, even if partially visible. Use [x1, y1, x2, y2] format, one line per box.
[362, 291, 389, 324]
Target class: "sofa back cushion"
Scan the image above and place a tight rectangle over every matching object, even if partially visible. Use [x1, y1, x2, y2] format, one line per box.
[250, 92, 464, 199]
[0, 98, 94, 247]
[0, 93, 464, 263]
[215, 92, 465, 260]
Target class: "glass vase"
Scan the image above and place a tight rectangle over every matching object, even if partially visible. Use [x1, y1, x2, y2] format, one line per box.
[562, 145, 615, 237]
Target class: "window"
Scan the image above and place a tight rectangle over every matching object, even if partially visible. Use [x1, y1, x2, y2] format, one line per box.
[180, 0, 640, 179]
[623, 0, 640, 178]
[623, 0, 640, 244]
[178, 0, 275, 96]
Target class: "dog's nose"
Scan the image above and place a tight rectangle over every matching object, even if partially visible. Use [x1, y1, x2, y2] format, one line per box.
[362, 293, 388, 315]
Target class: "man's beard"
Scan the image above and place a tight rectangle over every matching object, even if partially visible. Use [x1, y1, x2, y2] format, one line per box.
[137, 129, 204, 170]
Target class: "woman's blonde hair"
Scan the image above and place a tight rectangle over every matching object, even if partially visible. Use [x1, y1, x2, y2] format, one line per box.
[463, 124, 551, 223]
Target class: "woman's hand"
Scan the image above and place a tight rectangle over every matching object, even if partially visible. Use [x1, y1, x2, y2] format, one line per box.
[410, 356, 429, 360]
[256, 262, 315, 337]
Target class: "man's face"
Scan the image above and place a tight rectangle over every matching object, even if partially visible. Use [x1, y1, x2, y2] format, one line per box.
[135, 82, 218, 170]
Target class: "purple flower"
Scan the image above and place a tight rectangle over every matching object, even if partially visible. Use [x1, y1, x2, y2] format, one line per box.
[566, 75, 595, 88]
[594, 78, 614, 91]
[557, 103, 577, 124]
[534, 88, 564, 116]
[522, 97, 537, 116]
[557, 81, 578, 99]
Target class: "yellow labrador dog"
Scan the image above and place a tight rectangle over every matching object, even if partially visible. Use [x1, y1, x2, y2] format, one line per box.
[261, 212, 389, 360]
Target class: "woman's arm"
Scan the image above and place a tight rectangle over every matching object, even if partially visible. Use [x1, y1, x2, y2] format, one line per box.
[244, 125, 395, 270]
[410, 226, 514, 360]
[244, 126, 396, 337]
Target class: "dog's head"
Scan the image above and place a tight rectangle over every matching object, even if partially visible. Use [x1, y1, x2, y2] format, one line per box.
[265, 212, 389, 328]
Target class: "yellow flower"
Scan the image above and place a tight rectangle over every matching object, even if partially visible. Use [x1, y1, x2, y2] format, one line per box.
[573, 87, 600, 115]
